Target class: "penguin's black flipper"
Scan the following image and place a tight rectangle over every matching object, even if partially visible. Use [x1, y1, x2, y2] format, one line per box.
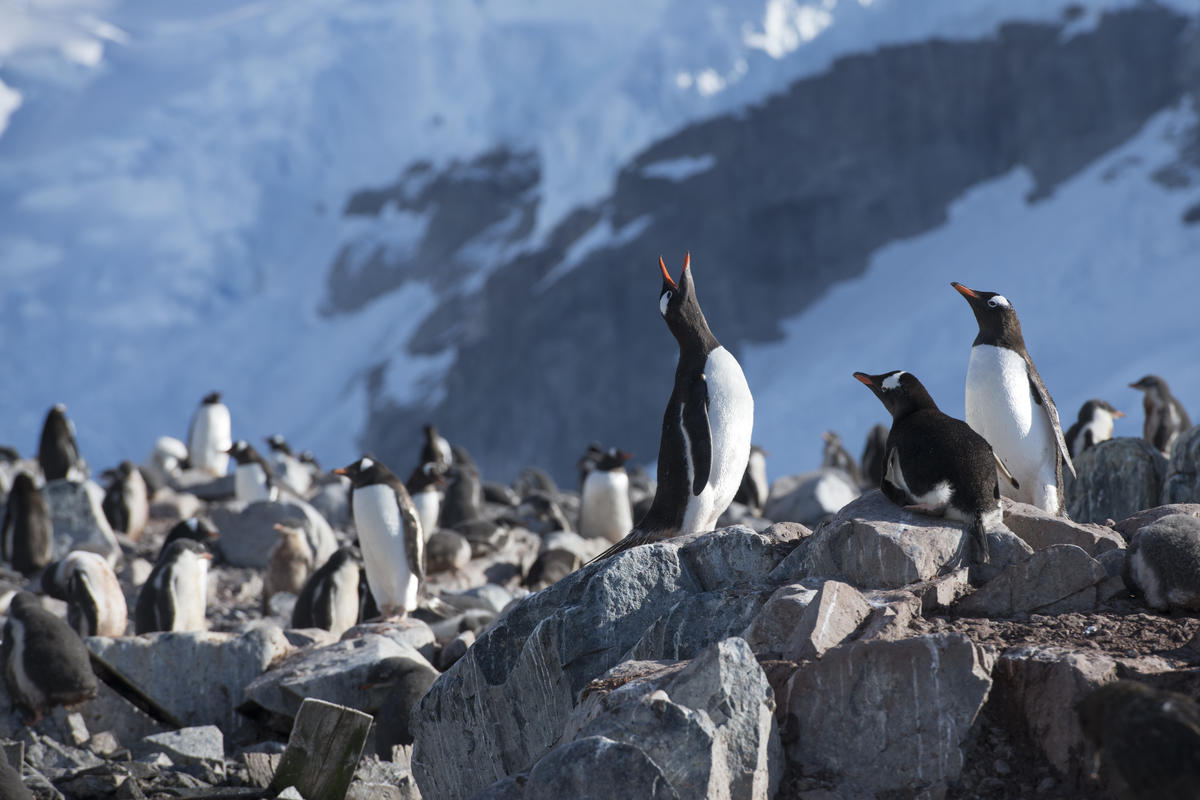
[0, 496, 13, 563]
[683, 375, 712, 497]
[1025, 361, 1075, 478]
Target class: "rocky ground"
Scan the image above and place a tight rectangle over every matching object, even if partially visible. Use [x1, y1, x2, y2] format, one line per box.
[0, 427, 1197, 799]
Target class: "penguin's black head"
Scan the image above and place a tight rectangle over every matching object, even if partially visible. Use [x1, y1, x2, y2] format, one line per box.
[265, 434, 291, 455]
[658, 254, 718, 352]
[225, 440, 262, 465]
[951, 282, 1025, 349]
[159, 537, 213, 564]
[594, 448, 633, 471]
[1129, 375, 1167, 393]
[166, 516, 220, 546]
[334, 456, 393, 487]
[44, 404, 71, 430]
[1079, 399, 1124, 422]
[821, 431, 842, 446]
[853, 370, 939, 420]
[298, 450, 320, 467]
[202, 391, 222, 404]
[408, 461, 447, 491]
[8, 591, 40, 619]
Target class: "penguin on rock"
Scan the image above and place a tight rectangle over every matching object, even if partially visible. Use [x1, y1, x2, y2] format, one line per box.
[187, 392, 232, 477]
[1, 472, 53, 575]
[2, 592, 98, 723]
[265, 434, 312, 495]
[420, 424, 453, 469]
[334, 457, 424, 617]
[43, 551, 128, 637]
[291, 547, 362, 636]
[854, 370, 1011, 566]
[592, 254, 753, 562]
[578, 448, 634, 543]
[1129, 375, 1192, 456]
[952, 282, 1074, 515]
[227, 440, 277, 503]
[135, 539, 212, 633]
[821, 431, 861, 485]
[262, 521, 314, 614]
[102, 460, 150, 541]
[38, 404, 84, 481]
[1064, 399, 1125, 459]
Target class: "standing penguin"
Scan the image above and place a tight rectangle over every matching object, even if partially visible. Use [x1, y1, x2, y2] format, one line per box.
[733, 445, 769, 515]
[593, 254, 753, 561]
[44, 551, 127, 637]
[158, 516, 220, 561]
[38, 403, 84, 481]
[952, 282, 1074, 514]
[334, 457, 424, 617]
[1065, 399, 1125, 459]
[578, 449, 634, 543]
[102, 461, 150, 541]
[1129, 375, 1192, 456]
[187, 392, 232, 477]
[291, 547, 361, 636]
[265, 435, 312, 495]
[854, 370, 1007, 565]
[227, 440, 277, 503]
[439, 461, 483, 529]
[821, 431, 861, 485]
[262, 522, 314, 614]
[1, 472, 53, 575]
[860, 423, 889, 490]
[420, 424, 453, 469]
[2, 592, 98, 723]
[134, 539, 212, 634]
[405, 462, 446, 540]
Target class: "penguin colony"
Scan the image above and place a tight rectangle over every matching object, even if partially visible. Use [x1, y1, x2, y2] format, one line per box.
[0, 255, 1194, 793]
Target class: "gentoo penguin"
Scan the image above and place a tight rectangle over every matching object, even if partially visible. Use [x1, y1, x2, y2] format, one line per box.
[821, 431, 861, 485]
[2, 592, 98, 723]
[102, 460, 150, 541]
[854, 370, 1006, 565]
[593, 254, 754, 561]
[1077, 680, 1200, 799]
[439, 461, 483, 529]
[519, 491, 573, 535]
[159, 516, 220, 561]
[334, 457, 424, 617]
[1065, 399, 1125, 459]
[291, 547, 361, 636]
[576, 442, 604, 490]
[38, 403, 84, 481]
[1129, 375, 1192, 456]
[49, 551, 127, 637]
[134, 539, 212, 633]
[1, 472, 53, 575]
[262, 522, 314, 613]
[578, 448, 634, 543]
[143, 435, 189, 491]
[227, 440, 277, 503]
[187, 391, 232, 477]
[405, 461, 446, 540]
[860, 423, 889, 490]
[733, 445, 768, 515]
[952, 282, 1074, 515]
[420, 424, 452, 469]
[264, 434, 312, 495]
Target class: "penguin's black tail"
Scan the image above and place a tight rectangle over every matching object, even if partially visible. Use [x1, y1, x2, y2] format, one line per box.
[586, 527, 662, 566]
[970, 511, 991, 566]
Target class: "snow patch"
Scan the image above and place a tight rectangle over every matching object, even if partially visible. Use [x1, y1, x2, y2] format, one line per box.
[536, 213, 653, 291]
[641, 154, 718, 182]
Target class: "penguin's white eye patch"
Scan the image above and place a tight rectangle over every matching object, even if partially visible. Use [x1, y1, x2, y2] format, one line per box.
[987, 295, 1010, 308]
[882, 372, 905, 391]
[659, 291, 672, 316]
[360, 457, 374, 470]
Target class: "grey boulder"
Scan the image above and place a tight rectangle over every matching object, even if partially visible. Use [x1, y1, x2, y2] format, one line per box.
[42, 479, 120, 562]
[1067, 438, 1167, 524]
[763, 469, 859, 527]
[1162, 425, 1200, 503]
[1000, 499, 1125, 556]
[210, 498, 337, 569]
[954, 545, 1108, 617]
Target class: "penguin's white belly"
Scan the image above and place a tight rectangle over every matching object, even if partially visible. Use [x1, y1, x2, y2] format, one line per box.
[579, 471, 632, 543]
[189, 407, 231, 476]
[272, 454, 312, 495]
[1078, 416, 1114, 453]
[354, 485, 418, 613]
[169, 555, 208, 632]
[7, 617, 43, 710]
[412, 491, 441, 540]
[236, 464, 274, 503]
[77, 557, 128, 637]
[965, 345, 1056, 506]
[123, 477, 149, 540]
[682, 346, 754, 533]
[329, 562, 362, 635]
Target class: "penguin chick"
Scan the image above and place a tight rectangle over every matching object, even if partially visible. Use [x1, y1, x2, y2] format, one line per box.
[1123, 513, 1200, 612]
[38, 403, 84, 481]
[335, 457, 424, 618]
[952, 282, 1074, 515]
[1, 472, 53, 575]
[263, 522, 314, 614]
[860, 423, 889, 490]
[733, 445, 768, 516]
[102, 460, 150, 541]
[187, 391, 232, 477]
[1077, 680, 1200, 800]
[49, 551, 126, 637]
[405, 462, 447, 540]
[821, 431, 861, 485]
[854, 370, 1004, 565]
[134, 539, 212, 633]
[1065, 399, 1125, 459]
[578, 448, 634, 543]
[291, 547, 361, 636]
[593, 254, 753, 562]
[226, 440, 277, 503]
[2, 592, 98, 723]
[1129, 375, 1192, 456]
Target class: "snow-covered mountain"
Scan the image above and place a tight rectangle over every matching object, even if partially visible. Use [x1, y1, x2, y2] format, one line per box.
[1, 0, 1199, 484]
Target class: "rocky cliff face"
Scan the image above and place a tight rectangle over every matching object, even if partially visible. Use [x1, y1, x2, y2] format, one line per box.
[326, 5, 1196, 482]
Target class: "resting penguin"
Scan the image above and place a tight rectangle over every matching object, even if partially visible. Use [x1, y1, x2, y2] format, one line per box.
[1129, 375, 1192, 456]
[854, 370, 1010, 565]
[38, 403, 84, 481]
[159, 516, 220, 561]
[42, 551, 127, 637]
[187, 391, 232, 477]
[593, 254, 753, 562]
[262, 522, 314, 614]
[1, 472, 53, 575]
[578, 448, 634, 543]
[102, 460, 150, 541]
[134, 539, 212, 633]
[334, 457, 424, 617]
[1065, 399, 1125, 459]
[405, 461, 447, 540]
[2, 592, 98, 723]
[227, 440, 277, 503]
[952, 282, 1074, 515]
[291, 547, 361, 636]
[733, 445, 768, 516]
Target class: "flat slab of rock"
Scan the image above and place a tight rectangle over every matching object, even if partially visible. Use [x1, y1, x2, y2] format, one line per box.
[138, 726, 224, 765]
[1001, 499, 1125, 555]
[1068, 438, 1167, 524]
[955, 545, 1107, 617]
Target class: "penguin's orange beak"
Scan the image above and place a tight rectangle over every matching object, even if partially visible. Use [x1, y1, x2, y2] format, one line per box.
[853, 372, 874, 386]
[1114, 410, 1126, 418]
[332, 467, 348, 476]
[682, 252, 691, 273]
[201, 552, 213, 560]
[951, 282, 978, 299]
[659, 256, 677, 288]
